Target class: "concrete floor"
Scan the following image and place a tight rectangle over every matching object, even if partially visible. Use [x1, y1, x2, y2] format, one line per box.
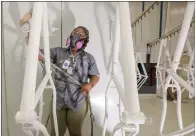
[84, 95, 195, 136]
[139, 85, 156, 94]
[46, 95, 195, 136]
[138, 95, 195, 136]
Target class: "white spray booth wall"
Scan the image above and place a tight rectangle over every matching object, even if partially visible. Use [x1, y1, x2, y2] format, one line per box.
[3, 2, 193, 136]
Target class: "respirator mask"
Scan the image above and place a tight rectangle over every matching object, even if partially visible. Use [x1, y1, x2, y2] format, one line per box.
[66, 34, 85, 50]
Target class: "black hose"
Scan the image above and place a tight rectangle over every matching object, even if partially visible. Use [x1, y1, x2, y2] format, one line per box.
[80, 50, 94, 136]
[86, 95, 94, 136]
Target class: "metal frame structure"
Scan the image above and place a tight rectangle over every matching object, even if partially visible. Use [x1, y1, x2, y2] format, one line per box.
[14, 2, 195, 136]
[135, 52, 148, 91]
[102, 3, 146, 136]
[15, 3, 58, 136]
[155, 2, 195, 136]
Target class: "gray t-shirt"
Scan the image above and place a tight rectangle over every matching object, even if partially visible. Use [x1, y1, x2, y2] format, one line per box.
[41, 47, 99, 111]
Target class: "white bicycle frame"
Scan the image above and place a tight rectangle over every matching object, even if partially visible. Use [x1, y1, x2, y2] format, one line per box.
[15, 3, 59, 136]
[102, 3, 146, 136]
[155, 2, 195, 136]
[135, 52, 148, 91]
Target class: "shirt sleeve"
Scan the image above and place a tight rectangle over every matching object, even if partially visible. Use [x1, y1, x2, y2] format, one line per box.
[40, 47, 59, 63]
[88, 54, 100, 77]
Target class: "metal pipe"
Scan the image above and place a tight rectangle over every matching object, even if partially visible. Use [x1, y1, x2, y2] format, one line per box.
[23, 130, 34, 136]
[138, 53, 148, 79]
[166, 123, 195, 136]
[160, 2, 195, 132]
[49, 74, 59, 136]
[187, 42, 194, 69]
[172, 2, 195, 71]
[166, 69, 194, 96]
[159, 2, 163, 38]
[15, 2, 58, 136]
[119, 2, 140, 113]
[110, 123, 125, 136]
[142, 2, 145, 12]
[112, 6, 121, 75]
[33, 120, 50, 136]
[102, 77, 112, 136]
[135, 54, 142, 81]
[175, 82, 183, 130]
[132, 124, 139, 136]
[20, 2, 44, 114]
[136, 53, 148, 91]
[36, 94, 44, 136]
[34, 74, 50, 109]
[111, 5, 125, 104]
[159, 77, 168, 133]
[156, 40, 165, 95]
[43, 3, 59, 136]
[43, 2, 51, 73]
[102, 7, 123, 135]
[113, 74, 125, 103]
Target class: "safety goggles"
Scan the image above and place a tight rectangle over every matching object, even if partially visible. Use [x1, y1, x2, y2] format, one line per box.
[72, 31, 86, 39]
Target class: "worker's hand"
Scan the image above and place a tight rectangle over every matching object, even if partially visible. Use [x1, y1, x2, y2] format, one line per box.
[81, 83, 93, 95]
[20, 12, 32, 26]
[38, 54, 44, 62]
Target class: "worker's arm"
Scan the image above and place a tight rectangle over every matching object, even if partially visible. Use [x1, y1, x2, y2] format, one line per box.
[20, 12, 32, 26]
[81, 55, 100, 95]
[81, 75, 100, 95]
[20, 12, 46, 62]
[89, 75, 100, 88]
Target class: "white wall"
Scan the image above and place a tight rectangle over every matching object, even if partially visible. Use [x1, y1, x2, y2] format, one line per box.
[2, 25, 9, 136]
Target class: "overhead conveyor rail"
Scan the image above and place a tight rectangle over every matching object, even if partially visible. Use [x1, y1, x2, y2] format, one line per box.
[131, 2, 158, 27]
[148, 17, 195, 47]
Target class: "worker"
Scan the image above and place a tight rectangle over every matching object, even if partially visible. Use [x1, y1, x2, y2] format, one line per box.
[20, 12, 100, 136]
